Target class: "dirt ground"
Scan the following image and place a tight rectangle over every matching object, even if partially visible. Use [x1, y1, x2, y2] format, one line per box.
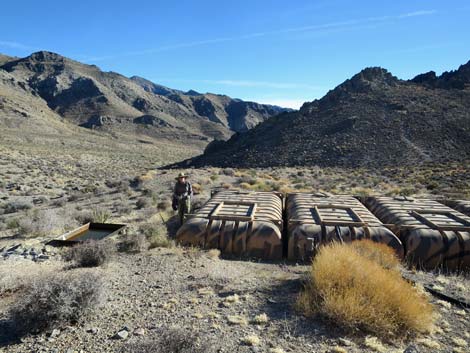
[1, 247, 469, 353]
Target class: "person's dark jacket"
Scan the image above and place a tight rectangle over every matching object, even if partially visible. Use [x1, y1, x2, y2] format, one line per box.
[172, 181, 193, 210]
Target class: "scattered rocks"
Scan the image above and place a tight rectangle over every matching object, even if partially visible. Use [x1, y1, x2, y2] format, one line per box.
[0, 243, 57, 262]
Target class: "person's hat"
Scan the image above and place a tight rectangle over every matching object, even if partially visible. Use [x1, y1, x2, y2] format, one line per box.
[175, 172, 189, 180]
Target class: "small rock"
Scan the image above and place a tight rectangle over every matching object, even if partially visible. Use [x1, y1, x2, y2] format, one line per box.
[114, 330, 129, 340]
[50, 329, 61, 338]
[339, 338, 353, 346]
[403, 345, 419, 353]
[134, 328, 145, 336]
[87, 327, 99, 335]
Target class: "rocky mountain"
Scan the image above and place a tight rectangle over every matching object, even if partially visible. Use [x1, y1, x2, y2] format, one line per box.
[178, 61, 470, 168]
[0, 51, 289, 144]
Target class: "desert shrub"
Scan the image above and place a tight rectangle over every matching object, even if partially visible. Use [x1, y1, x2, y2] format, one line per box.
[220, 168, 235, 176]
[136, 197, 151, 209]
[3, 200, 33, 214]
[140, 222, 174, 249]
[91, 207, 111, 223]
[296, 241, 434, 338]
[157, 200, 170, 211]
[192, 183, 202, 194]
[74, 210, 93, 224]
[52, 197, 67, 207]
[238, 175, 257, 185]
[116, 204, 132, 215]
[119, 233, 149, 253]
[8, 269, 104, 334]
[6, 218, 20, 229]
[64, 240, 116, 267]
[18, 208, 70, 237]
[121, 328, 213, 353]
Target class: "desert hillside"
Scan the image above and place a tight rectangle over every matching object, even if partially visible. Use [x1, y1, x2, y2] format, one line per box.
[0, 51, 288, 153]
[181, 61, 470, 168]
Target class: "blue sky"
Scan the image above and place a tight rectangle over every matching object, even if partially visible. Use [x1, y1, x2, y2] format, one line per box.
[1, 0, 470, 108]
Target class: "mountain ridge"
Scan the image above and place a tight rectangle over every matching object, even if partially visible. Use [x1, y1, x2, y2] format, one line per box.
[176, 61, 470, 168]
[0, 50, 290, 144]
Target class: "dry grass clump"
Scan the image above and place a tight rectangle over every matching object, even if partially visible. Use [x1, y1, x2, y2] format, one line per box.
[241, 334, 260, 346]
[121, 327, 214, 353]
[91, 207, 111, 223]
[8, 269, 105, 334]
[252, 313, 269, 324]
[296, 241, 434, 338]
[140, 222, 174, 249]
[119, 233, 149, 253]
[64, 240, 116, 267]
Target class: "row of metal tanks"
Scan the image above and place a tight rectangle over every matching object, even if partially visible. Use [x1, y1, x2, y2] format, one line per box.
[176, 191, 470, 270]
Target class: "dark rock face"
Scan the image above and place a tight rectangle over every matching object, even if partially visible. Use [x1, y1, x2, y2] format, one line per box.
[132, 98, 151, 111]
[411, 61, 470, 90]
[80, 115, 116, 129]
[133, 115, 172, 127]
[177, 61, 470, 169]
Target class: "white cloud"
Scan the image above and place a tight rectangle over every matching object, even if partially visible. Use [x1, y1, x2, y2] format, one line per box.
[154, 78, 324, 91]
[0, 40, 37, 51]
[84, 9, 438, 62]
[398, 10, 437, 18]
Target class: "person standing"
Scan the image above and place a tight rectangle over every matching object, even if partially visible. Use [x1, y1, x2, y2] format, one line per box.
[172, 172, 193, 225]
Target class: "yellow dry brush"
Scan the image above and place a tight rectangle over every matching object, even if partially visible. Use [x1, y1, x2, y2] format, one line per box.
[296, 240, 434, 338]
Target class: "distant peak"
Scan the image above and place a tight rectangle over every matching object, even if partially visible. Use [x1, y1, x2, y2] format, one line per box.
[330, 66, 399, 95]
[185, 89, 201, 96]
[352, 67, 398, 84]
[28, 51, 66, 62]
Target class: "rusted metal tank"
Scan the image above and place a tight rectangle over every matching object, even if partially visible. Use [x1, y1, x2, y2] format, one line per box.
[286, 193, 404, 261]
[176, 190, 283, 259]
[442, 200, 470, 217]
[365, 196, 470, 270]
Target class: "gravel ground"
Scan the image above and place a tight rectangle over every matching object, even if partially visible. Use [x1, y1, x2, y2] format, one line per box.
[1, 246, 469, 353]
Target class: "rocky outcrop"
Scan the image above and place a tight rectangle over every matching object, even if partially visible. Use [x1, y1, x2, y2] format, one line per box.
[177, 62, 470, 168]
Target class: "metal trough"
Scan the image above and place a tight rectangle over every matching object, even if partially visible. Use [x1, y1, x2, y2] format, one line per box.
[176, 190, 283, 260]
[286, 193, 404, 261]
[47, 222, 126, 246]
[365, 196, 470, 270]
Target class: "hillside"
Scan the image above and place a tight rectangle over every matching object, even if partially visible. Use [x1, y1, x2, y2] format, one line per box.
[0, 51, 288, 144]
[179, 61, 470, 168]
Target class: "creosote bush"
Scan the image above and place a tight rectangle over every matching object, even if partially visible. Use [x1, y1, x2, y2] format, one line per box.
[8, 269, 105, 334]
[64, 240, 116, 267]
[296, 240, 434, 338]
